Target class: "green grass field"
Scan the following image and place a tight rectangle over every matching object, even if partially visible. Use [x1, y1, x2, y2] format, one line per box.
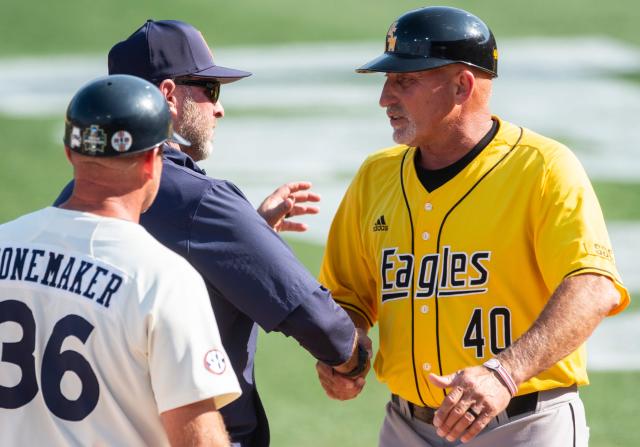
[1, 1, 639, 445]
[5, 114, 638, 226]
[3, 0, 640, 55]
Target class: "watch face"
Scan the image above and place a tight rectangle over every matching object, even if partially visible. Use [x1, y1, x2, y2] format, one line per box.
[485, 358, 499, 369]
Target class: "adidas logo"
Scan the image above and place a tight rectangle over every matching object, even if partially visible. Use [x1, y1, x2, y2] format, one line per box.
[373, 215, 388, 232]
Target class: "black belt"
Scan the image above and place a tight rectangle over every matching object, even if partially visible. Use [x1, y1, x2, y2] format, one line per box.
[391, 392, 538, 425]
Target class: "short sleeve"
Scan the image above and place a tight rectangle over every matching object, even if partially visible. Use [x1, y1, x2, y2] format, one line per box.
[188, 181, 319, 331]
[532, 147, 629, 314]
[147, 263, 241, 413]
[320, 171, 378, 327]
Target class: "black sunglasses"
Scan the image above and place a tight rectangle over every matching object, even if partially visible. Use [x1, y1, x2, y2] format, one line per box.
[174, 79, 221, 103]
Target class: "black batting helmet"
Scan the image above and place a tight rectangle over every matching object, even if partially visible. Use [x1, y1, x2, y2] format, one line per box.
[63, 74, 189, 157]
[357, 6, 498, 77]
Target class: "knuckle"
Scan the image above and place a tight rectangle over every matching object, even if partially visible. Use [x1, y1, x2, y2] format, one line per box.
[443, 395, 458, 407]
[467, 425, 481, 436]
[483, 403, 497, 414]
[452, 406, 466, 417]
[463, 412, 476, 423]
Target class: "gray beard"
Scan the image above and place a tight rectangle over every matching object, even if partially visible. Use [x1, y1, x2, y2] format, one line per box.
[393, 120, 417, 146]
[177, 96, 214, 162]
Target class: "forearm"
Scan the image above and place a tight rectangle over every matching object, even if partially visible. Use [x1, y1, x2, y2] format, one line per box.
[498, 273, 620, 386]
[161, 401, 230, 447]
[275, 286, 356, 366]
[344, 308, 372, 333]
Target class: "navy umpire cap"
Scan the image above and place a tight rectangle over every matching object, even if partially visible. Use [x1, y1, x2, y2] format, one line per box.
[109, 19, 252, 84]
[64, 74, 189, 157]
[357, 6, 498, 77]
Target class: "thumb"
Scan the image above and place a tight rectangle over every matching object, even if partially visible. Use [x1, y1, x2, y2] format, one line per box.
[428, 372, 456, 389]
[281, 196, 295, 213]
[268, 197, 294, 220]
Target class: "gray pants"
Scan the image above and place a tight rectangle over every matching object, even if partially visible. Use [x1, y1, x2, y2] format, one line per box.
[379, 387, 589, 447]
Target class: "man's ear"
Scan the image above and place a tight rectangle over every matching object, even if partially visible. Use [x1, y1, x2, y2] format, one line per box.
[454, 69, 475, 105]
[141, 148, 159, 178]
[158, 79, 179, 116]
[64, 146, 72, 163]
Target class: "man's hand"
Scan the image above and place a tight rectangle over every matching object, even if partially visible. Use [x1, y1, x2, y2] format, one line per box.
[257, 181, 320, 232]
[316, 362, 366, 401]
[428, 366, 512, 443]
[316, 328, 372, 400]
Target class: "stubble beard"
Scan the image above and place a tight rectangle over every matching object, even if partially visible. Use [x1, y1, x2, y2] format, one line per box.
[177, 95, 214, 162]
[392, 119, 417, 146]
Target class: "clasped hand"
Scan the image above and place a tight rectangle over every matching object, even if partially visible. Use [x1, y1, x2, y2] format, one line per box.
[315, 329, 372, 400]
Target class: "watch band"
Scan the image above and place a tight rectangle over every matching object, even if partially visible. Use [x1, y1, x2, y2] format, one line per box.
[338, 343, 369, 378]
[483, 358, 517, 396]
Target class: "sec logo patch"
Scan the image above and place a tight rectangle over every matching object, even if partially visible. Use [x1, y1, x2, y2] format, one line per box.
[204, 349, 227, 375]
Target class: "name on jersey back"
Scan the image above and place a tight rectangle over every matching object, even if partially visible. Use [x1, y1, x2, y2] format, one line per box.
[0, 245, 124, 308]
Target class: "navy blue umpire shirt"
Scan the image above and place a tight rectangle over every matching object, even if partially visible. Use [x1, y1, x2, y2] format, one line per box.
[55, 146, 356, 446]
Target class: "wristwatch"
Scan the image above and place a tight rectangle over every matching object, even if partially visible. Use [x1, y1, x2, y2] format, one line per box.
[338, 344, 369, 378]
[483, 358, 517, 396]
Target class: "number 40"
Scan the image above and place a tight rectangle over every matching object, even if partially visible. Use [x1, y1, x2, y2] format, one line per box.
[463, 307, 512, 358]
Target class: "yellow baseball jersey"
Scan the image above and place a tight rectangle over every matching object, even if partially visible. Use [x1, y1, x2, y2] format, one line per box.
[320, 117, 629, 408]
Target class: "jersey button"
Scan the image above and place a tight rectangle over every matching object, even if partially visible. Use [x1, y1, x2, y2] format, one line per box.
[424, 203, 433, 211]
[420, 304, 429, 314]
[422, 363, 431, 371]
[422, 232, 430, 241]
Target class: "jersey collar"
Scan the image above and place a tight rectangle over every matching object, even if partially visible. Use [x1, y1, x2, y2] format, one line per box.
[162, 143, 207, 175]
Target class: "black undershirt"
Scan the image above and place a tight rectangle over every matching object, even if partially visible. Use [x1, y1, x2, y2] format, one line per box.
[415, 119, 499, 192]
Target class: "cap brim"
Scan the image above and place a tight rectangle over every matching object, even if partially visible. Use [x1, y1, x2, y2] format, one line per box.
[190, 65, 252, 84]
[170, 131, 191, 146]
[356, 52, 452, 73]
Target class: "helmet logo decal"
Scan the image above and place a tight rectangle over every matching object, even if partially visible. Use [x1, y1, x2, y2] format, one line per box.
[70, 127, 82, 149]
[493, 48, 499, 61]
[386, 22, 398, 52]
[111, 130, 133, 152]
[82, 125, 107, 154]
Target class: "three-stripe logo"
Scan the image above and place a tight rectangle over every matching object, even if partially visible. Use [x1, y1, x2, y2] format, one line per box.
[373, 215, 388, 232]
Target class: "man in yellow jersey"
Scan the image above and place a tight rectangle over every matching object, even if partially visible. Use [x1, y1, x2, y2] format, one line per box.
[316, 6, 630, 447]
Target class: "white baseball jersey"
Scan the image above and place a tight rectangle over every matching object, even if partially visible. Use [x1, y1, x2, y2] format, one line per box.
[0, 207, 241, 446]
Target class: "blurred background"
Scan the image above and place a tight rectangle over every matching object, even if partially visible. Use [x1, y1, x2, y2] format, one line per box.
[1, 1, 638, 445]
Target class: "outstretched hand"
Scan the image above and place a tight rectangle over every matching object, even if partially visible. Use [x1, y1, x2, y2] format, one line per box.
[257, 181, 320, 232]
[428, 366, 512, 443]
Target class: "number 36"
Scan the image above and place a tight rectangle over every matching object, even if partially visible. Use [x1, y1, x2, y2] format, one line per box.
[0, 300, 99, 421]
